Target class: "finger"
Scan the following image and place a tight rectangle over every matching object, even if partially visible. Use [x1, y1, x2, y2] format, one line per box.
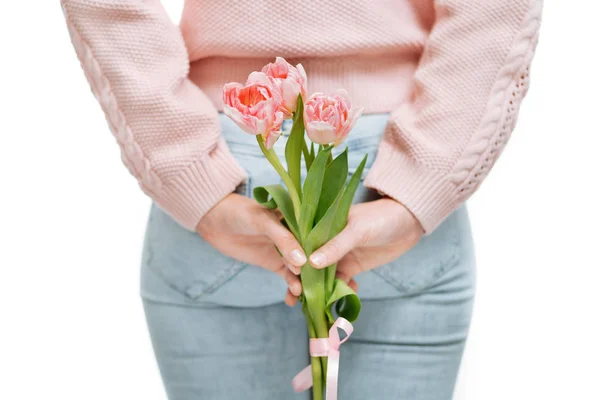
[309, 224, 363, 269]
[336, 252, 365, 283]
[336, 266, 350, 282]
[257, 250, 303, 296]
[285, 289, 298, 307]
[348, 279, 358, 292]
[272, 209, 283, 220]
[334, 268, 358, 292]
[287, 263, 301, 276]
[277, 264, 302, 297]
[257, 211, 307, 267]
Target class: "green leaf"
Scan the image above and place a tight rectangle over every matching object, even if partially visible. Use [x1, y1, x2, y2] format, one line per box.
[302, 152, 367, 312]
[253, 189, 277, 209]
[308, 186, 345, 296]
[299, 147, 332, 240]
[330, 154, 368, 236]
[285, 95, 305, 198]
[300, 174, 344, 347]
[303, 142, 316, 172]
[326, 279, 362, 323]
[256, 135, 302, 220]
[253, 184, 300, 239]
[302, 181, 345, 327]
[315, 149, 348, 224]
[302, 141, 314, 172]
[305, 190, 343, 254]
[324, 153, 368, 293]
[299, 153, 368, 356]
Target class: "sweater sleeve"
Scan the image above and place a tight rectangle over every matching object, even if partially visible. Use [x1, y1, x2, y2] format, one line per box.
[363, 0, 543, 233]
[60, 0, 247, 231]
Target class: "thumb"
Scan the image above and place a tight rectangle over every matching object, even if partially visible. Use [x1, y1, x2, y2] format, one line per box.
[308, 224, 363, 269]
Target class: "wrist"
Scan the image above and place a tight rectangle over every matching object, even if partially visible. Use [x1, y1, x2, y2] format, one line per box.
[378, 196, 425, 235]
[195, 192, 234, 233]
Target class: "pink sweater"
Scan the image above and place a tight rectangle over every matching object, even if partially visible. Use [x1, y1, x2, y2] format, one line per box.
[60, 0, 543, 233]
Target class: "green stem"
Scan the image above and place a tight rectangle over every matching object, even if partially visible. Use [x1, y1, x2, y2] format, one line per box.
[302, 301, 324, 400]
[325, 263, 337, 298]
[302, 141, 314, 171]
[312, 309, 329, 395]
[315, 311, 329, 379]
[302, 275, 330, 396]
[257, 135, 302, 220]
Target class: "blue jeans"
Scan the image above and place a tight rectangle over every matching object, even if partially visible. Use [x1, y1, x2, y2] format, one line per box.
[141, 113, 476, 399]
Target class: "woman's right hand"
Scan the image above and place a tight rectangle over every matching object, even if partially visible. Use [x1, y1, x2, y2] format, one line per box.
[196, 193, 307, 306]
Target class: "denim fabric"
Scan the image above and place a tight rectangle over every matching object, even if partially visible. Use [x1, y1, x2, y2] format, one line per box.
[141, 113, 476, 399]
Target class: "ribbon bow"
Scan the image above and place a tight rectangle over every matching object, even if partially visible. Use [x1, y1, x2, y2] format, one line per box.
[292, 317, 354, 400]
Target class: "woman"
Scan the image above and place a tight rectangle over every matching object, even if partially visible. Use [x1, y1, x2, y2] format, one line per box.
[60, 0, 542, 398]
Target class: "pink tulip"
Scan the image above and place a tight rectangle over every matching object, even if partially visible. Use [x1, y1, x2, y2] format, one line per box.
[223, 72, 283, 149]
[303, 90, 364, 146]
[260, 57, 308, 117]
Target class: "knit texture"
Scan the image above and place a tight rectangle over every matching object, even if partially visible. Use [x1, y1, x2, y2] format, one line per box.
[60, 0, 543, 232]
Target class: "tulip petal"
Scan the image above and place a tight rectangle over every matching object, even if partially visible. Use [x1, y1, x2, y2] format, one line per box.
[296, 63, 307, 83]
[281, 79, 300, 113]
[306, 121, 337, 145]
[224, 105, 260, 135]
[263, 129, 282, 149]
[334, 88, 351, 103]
[335, 106, 365, 146]
[247, 71, 273, 86]
[295, 63, 308, 99]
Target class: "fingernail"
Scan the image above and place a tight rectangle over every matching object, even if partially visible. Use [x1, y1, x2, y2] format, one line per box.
[291, 282, 302, 296]
[287, 264, 300, 275]
[310, 253, 326, 268]
[291, 249, 307, 265]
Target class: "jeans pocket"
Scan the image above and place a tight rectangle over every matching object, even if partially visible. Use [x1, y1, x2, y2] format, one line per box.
[370, 207, 464, 294]
[143, 204, 248, 301]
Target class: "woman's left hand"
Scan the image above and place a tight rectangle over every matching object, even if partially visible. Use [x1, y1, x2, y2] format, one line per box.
[308, 198, 424, 287]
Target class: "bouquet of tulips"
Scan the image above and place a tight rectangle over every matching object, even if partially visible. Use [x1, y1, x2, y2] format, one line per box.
[223, 57, 366, 400]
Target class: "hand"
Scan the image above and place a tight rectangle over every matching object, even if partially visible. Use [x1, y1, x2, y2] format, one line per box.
[196, 193, 307, 306]
[308, 198, 424, 287]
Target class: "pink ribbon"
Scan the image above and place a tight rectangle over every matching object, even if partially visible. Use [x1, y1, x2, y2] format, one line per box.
[292, 317, 354, 400]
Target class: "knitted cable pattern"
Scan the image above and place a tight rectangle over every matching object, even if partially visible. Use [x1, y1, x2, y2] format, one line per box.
[449, 0, 543, 190]
[61, 4, 162, 197]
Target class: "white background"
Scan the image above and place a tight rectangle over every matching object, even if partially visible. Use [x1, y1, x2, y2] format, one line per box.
[1, 1, 598, 399]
